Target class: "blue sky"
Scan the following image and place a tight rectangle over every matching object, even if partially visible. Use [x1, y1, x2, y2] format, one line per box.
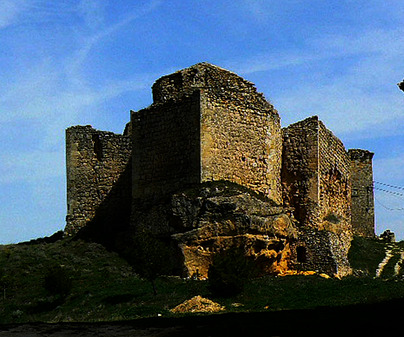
[0, 0, 403, 243]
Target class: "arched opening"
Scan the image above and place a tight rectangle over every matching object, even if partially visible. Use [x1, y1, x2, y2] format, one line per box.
[296, 246, 307, 263]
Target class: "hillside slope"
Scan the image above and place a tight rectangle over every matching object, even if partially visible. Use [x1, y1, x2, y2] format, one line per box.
[0, 235, 403, 323]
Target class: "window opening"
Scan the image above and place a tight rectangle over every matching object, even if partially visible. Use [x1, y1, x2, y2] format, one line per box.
[296, 246, 307, 263]
[92, 134, 103, 161]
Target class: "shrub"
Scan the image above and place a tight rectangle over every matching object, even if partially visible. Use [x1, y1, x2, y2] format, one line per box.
[208, 248, 256, 298]
[44, 265, 72, 298]
[122, 230, 173, 295]
[323, 212, 341, 224]
[348, 236, 386, 275]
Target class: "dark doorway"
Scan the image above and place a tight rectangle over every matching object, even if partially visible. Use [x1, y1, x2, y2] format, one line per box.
[296, 246, 307, 263]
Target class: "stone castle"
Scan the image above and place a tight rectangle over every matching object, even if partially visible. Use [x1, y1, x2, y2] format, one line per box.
[65, 63, 375, 277]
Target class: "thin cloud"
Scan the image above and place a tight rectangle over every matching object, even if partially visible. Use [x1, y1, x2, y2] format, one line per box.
[68, 0, 163, 76]
[0, 150, 64, 184]
[0, 0, 163, 188]
[0, 1, 79, 28]
[275, 82, 403, 135]
[227, 27, 404, 137]
[76, 0, 105, 30]
[0, 0, 28, 29]
[231, 27, 404, 75]
[1, 57, 153, 148]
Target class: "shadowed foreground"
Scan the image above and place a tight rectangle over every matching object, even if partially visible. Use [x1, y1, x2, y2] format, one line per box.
[1, 297, 402, 336]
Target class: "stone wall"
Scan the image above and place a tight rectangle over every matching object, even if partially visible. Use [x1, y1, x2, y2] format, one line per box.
[63, 63, 375, 277]
[282, 116, 351, 231]
[65, 126, 132, 236]
[348, 149, 375, 237]
[131, 91, 201, 203]
[131, 63, 282, 205]
[291, 228, 352, 276]
[318, 121, 352, 234]
[282, 116, 352, 276]
[282, 116, 320, 225]
[198, 64, 282, 204]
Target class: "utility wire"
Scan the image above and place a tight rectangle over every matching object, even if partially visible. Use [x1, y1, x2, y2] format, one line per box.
[373, 186, 404, 198]
[373, 181, 404, 211]
[374, 181, 404, 191]
[375, 197, 404, 211]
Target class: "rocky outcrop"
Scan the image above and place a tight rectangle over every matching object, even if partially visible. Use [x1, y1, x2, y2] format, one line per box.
[133, 182, 298, 278]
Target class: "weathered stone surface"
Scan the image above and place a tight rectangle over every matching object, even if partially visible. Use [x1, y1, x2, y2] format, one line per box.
[281, 116, 353, 276]
[65, 126, 132, 236]
[134, 182, 297, 278]
[64, 63, 378, 278]
[348, 149, 375, 237]
[291, 228, 352, 277]
[131, 62, 282, 205]
[282, 116, 352, 233]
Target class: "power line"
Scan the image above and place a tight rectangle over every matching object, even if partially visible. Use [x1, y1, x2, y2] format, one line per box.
[374, 181, 404, 191]
[366, 181, 404, 211]
[375, 197, 404, 211]
[373, 186, 404, 198]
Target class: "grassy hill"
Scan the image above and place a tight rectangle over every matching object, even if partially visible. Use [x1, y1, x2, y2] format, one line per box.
[0, 235, 404, 324]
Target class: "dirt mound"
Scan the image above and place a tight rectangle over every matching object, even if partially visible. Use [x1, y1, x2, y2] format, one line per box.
[170, 295, 225, 313]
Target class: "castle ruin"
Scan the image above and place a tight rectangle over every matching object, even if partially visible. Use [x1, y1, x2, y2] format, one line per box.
[65, 63, 375, 277]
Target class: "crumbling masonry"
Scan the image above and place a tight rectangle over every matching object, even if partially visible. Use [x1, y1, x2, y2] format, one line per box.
[65, 63, 375, 277]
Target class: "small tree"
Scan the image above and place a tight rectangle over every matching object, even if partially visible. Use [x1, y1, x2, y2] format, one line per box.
[0, 273, 10, 300]
[44, 265, 72, 298]
[208, 247, 256, 298]
[124, 230, 173, 295]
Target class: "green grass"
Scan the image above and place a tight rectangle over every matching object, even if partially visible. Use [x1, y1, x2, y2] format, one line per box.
[1, 235, 404, 324]
[0, 238, 209, 323]
[348, 236, 386, 276]
[222, 275, 404, 312]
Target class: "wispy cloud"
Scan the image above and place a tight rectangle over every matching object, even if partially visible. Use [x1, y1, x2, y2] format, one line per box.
[0, 1, 79, 29]
[228, 27, 404, 137]
[0, 0, 29, 29]
[68, 0, 163, 77]
[0, 150, 64, 184]
[231, 27, 404, 75]
[1, 0, 163, 184]
[76, 0, 105, 30]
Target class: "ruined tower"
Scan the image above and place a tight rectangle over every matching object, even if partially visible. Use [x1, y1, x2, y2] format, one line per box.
[348, 149, 375, 237]
[65, 126, 132, 236]
[282, 116, 352, 276]
[131, 62, 282, 205]
[282, 116, 352, 232]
